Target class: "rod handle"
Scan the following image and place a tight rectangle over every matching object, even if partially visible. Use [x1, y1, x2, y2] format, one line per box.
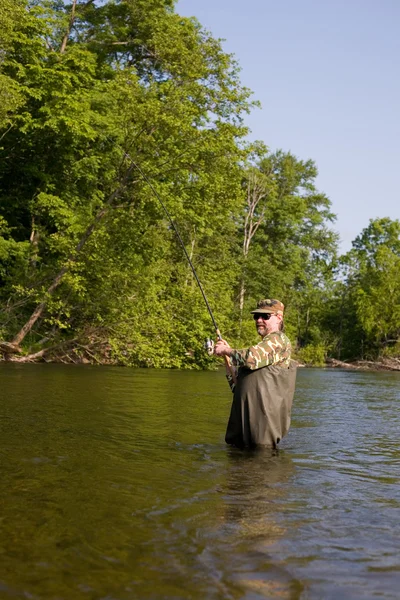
[216, 329, 237, 384]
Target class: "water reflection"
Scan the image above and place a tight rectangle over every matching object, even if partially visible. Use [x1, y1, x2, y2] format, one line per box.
[223, 448, 295, 524]
[0, 365, 399, 599]
[216, 448, 304, 599]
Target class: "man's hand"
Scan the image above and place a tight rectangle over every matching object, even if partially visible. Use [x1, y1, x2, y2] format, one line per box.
[214, 339, 232, 357]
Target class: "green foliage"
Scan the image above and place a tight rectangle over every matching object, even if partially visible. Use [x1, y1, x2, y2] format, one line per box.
[338, 219, 400, 359]
[296, 343, 327, 367]
[0, 0, 27, 127]
[0, 0, 396, 367]
[0, 0, 252, 363]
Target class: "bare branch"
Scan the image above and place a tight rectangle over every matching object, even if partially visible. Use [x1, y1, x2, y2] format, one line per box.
[60, 0, 77, 54]
[0, 123, 14, 143]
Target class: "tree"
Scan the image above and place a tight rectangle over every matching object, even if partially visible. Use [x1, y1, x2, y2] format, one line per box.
[340, 218, 400, 358]
[235, 148, 338, 348]
[0, 0, 253, 364]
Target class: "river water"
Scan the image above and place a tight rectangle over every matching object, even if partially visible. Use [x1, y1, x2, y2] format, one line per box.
[0, 364, 399, 600]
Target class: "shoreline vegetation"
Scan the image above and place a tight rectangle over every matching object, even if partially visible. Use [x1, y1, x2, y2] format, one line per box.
[1, 0, 399, 369]
[1, 341, 399, 373]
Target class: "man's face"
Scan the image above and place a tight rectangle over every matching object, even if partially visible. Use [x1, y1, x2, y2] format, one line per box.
[253, 312, 282, 337]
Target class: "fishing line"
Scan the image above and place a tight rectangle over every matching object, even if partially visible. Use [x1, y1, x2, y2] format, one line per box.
[127, 155, 221, 338]
[121, 149, 236, 381]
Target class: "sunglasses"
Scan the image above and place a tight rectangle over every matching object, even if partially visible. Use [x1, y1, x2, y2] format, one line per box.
[253, 313, 273, 321]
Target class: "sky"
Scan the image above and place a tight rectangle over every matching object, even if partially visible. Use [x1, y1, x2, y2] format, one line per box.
[176, 0, 400, 253]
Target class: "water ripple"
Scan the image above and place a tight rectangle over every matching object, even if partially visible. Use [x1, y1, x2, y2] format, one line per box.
[0, 365, 399, 599]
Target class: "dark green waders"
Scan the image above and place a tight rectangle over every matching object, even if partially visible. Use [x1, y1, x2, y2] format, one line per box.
[225, 360, 297, 449]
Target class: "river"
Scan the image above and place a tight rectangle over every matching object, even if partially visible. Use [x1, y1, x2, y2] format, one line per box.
[0, 364, 399, 599]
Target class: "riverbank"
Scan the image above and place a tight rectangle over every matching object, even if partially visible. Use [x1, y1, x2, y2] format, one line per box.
[325, 357, 400, 372]
[1, 343, 400, 373]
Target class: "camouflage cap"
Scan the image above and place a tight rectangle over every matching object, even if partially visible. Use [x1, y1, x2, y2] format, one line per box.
[250, 299, 284, 315]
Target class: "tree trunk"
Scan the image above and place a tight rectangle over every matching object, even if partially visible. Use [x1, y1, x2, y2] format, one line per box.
[337, 291, 345, 360]
[237, 277, 246, 340]
[304, 306, 310, 344]
[60, 0, 96, 54]
[29, 216, 39, 267]
[60, 0, 77, 54]
[238, 170, 268, 333]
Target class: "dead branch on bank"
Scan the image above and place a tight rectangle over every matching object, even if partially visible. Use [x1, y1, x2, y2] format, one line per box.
[9, 164, 135, 349]
[326, 357, 400, 372]
[1, 326, 112, 365]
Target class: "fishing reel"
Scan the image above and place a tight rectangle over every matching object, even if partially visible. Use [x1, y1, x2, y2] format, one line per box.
[204, 337, 215, 356]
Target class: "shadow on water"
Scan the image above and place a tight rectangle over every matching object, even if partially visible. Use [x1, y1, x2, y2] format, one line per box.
[214, 447, 305, 599]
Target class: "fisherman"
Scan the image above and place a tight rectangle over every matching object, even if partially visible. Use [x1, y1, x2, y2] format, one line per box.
[214, 299, 297, 449]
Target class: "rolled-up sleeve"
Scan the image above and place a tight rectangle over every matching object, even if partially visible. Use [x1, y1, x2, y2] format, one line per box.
[230, 332, 291, 370]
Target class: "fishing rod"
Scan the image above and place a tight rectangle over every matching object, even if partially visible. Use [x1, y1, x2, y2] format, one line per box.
[128, 156, 236, 379]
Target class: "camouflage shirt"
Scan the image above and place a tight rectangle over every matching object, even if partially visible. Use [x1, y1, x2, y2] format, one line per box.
[226, 331, 292, 392]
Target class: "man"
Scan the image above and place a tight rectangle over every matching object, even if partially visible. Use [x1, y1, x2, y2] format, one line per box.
[214, 299, 297, 449]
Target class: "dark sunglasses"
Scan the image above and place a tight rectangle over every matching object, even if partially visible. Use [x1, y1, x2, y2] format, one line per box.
[253, 313, 273, 321]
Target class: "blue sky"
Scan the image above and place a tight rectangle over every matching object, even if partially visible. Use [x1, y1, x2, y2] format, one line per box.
[176, 0, 400, 253]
